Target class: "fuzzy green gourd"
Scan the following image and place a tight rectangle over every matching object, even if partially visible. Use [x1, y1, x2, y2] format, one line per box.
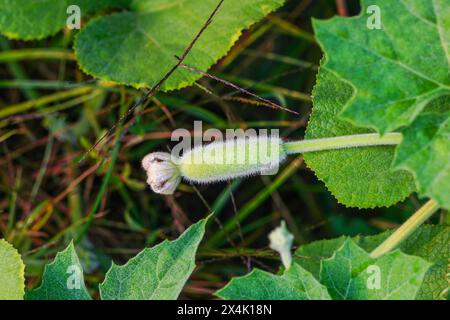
[179, 136, 287, 183]
[142, 136, 286, 194]
[142, 133, 402, 195]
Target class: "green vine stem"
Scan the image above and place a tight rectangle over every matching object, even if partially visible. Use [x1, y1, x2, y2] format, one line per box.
[370, 199, 440, 258]
[284, 133, 402, 154]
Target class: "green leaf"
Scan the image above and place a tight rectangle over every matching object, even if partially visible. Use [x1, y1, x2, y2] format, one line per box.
[314, 0, 450, 134]
[352, 250, 432, 300]
[319, 239, 374, 299]
[0, 239, 25, 300]
[393, 95, 450, 209]
[74, 0, 285, 90]
[99, 216, 209, 300]
[294, 225, 450, 300]
[396, 224, 450, 300]
[320, 239, 431, 300]
[313, 0, 450, 208]
[0, 0, 130, 40]
[294, 235, 347, 279]
[304, 68, 416, 208]
[216, 263, 331, 300]
[26, 241, 91, 300]
[218, 238, 432, 300]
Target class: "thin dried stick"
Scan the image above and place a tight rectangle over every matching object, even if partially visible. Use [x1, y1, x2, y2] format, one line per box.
[79, 0, 226, 164]
[336, 0, 348, 16]
[178, 60, 299, 115]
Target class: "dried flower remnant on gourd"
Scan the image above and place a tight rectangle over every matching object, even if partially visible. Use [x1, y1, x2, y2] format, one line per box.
[142, 152, 181, 195]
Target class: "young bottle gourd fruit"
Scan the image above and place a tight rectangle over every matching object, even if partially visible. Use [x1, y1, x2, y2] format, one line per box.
[142, 133, 402, 195]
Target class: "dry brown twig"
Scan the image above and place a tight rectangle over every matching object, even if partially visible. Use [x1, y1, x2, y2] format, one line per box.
[79, 0, 227, 164]
[80, 0, 298, 163]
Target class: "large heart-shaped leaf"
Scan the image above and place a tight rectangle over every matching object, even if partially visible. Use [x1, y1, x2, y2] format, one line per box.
[304, 68, 416, 208]
[74, 0, 285, 90]
[313, 0, 450, 209]
[314, 0, 449, 133]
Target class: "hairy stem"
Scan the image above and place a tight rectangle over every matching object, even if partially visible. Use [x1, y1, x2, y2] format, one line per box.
[283, 133, 402, 154]
[370, 199, 440, 258]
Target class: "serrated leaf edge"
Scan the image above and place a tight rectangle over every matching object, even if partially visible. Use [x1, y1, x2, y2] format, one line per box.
[73, 2, 285, 91]
[303, 64, 414, 209]
[98, 216, 209, 300]
[0, 239, 25, 300]
[26, 240, 91, 299]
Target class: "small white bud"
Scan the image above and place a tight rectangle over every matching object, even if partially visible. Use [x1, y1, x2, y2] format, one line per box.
[142, 152, 181, 195]
[269, 221, 294, 269]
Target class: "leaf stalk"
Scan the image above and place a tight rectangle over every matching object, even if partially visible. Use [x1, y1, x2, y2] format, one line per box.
[370, 199, 440, 258]
[283, 133, 403, 154]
